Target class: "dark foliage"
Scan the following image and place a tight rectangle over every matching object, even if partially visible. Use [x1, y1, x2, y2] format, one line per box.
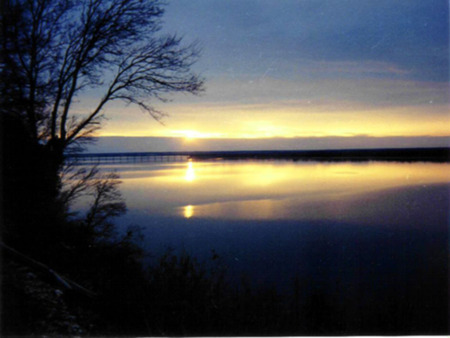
[1, 113, 65, 256]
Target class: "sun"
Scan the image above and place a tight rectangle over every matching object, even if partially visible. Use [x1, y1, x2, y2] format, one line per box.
[183, 130, 199, 140]
[171, 129, 201, 141]
[170, 129, 225, 140]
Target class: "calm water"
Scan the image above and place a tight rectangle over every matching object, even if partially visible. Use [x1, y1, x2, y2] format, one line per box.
[78, 159, 450, 330]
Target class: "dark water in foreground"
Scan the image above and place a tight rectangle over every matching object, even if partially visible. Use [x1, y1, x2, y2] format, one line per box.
[77, 160, 450, 333]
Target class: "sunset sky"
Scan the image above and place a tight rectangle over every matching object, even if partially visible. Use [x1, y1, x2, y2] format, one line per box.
[84, 0, 449, 151]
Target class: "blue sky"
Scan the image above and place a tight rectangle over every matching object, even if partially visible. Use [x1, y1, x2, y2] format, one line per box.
[87, 0, 449, 151]
[164, 0, 448, 81]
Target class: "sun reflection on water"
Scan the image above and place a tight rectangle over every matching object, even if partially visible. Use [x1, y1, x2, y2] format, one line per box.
[113, 161, 450, 221]
[183, 205, 194, 218]
[185, 160, 196, 182]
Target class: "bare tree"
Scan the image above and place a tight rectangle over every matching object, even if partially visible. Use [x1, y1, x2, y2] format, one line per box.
[1, 0, 203, 162]
[1, 0, 203, 249]
[84, 172, 126, 239]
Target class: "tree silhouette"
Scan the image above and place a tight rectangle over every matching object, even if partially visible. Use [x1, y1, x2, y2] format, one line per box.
[1, 0, 203, 163]
[1, 0, 203, 259]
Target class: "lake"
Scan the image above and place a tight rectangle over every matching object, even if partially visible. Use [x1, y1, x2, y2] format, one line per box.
[77, 159, 450, 332]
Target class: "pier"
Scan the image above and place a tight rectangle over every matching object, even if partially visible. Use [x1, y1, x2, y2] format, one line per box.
[67, 152, 191, 164]
[67, 148, 450, 164]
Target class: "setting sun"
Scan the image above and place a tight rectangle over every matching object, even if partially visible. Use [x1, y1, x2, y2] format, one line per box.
[170, 130, 225, 141]
[181, 130, 200, 140]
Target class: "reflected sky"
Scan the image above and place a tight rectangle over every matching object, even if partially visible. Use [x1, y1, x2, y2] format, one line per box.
[102, 160, 450, 223]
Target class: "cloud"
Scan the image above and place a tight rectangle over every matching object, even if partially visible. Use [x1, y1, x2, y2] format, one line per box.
[165, 74, 449, 110]
[82, 1, 449, 140]
[164, 0, 448, 82]
[306, 60, 411, 76]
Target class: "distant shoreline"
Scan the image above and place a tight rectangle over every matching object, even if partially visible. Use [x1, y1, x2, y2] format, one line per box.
[189, 147, 450, 162]
[69, 147, 450, 163]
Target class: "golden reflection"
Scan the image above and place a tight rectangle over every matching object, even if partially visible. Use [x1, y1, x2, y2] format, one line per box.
[185, 160, 196, 182]
[184, 205, 194, 218]
[117, 161, 450, 220]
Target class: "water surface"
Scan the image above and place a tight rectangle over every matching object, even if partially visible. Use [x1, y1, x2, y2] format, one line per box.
[79, 160, 450, 332]
[106, 160, 450, 220]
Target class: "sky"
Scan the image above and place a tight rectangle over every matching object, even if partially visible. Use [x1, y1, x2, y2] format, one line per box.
[85, 0, 449, 151]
